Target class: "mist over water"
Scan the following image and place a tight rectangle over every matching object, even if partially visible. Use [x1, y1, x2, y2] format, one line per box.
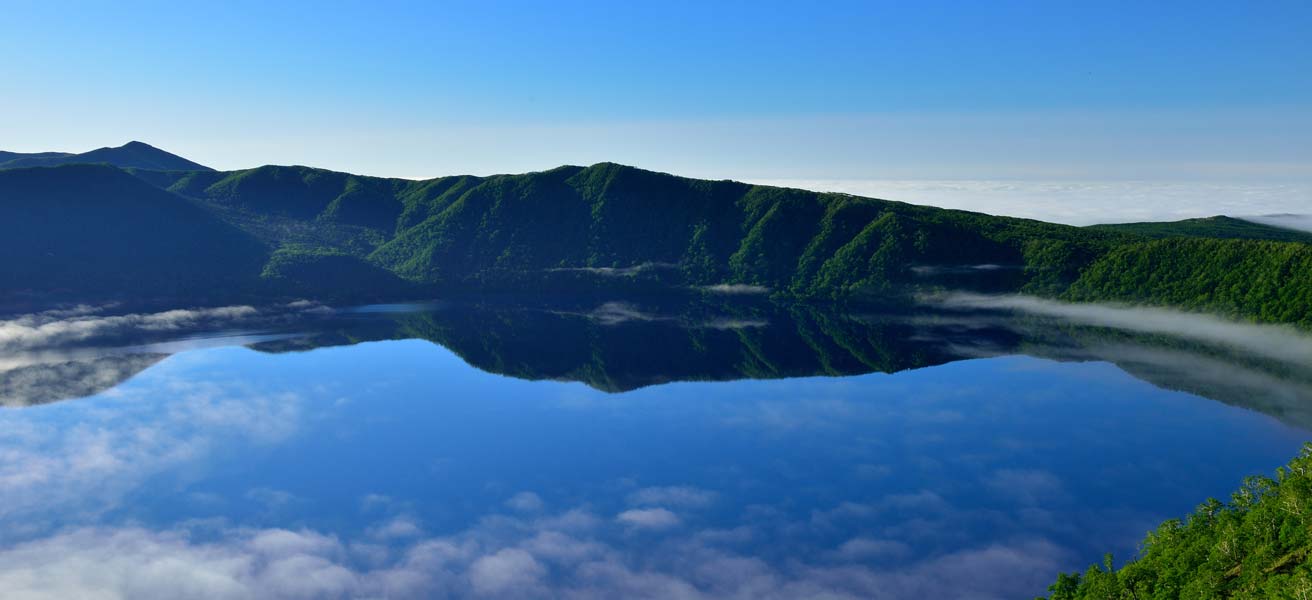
[933, 292, 1312, 367]
[0, 297, 1308, 599]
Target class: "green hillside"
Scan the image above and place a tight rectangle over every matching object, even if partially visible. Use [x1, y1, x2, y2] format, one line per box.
[1067, 238, 1312, 327]
[157, 161, 1122, 299]
[1041, 444, 1312, 600]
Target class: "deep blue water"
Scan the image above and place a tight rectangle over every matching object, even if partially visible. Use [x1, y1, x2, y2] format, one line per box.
[0, 299, 1308, 599]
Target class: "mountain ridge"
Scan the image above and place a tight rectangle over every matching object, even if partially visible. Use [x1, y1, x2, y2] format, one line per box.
[0, 141, 213, 171]
[1, 144, 1309, 328]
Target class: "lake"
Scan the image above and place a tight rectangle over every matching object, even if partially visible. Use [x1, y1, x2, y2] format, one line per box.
[0, 296, 1309, 599]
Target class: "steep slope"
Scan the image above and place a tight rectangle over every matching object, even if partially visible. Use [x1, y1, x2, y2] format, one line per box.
[0, 164, 267, 297]
[0, 141, 213, 171]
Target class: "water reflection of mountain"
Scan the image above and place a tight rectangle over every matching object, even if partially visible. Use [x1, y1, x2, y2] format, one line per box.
[249, 300, 1024, 392]
[0, 353, 167, 407]
[6, 298, 1312, 431]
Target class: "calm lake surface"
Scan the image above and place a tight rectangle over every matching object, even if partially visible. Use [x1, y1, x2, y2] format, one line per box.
[0, 297, 1309, 599]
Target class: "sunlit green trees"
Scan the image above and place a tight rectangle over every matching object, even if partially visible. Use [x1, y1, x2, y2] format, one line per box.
[1040, 444, 1312, 599]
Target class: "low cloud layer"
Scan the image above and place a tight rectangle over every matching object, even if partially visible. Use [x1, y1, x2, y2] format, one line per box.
[547, 262, 678, 277]
[699, 284, 770, 295]
[0, 354, 167, 407]
[1239, 213, 1312, 234]
[748, 179, 1312, 226]
[579, 303, 767, 330]
[0, 498, 1069, 600]
[934, 293, 1312, 367]
[0, 303, 327, 352]
[0, 368, 302, 522]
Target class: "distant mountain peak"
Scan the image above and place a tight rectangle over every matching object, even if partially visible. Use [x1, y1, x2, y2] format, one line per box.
[0, 141, 213, 172]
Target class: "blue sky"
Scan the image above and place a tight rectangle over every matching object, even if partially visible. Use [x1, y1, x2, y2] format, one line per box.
[2, 0, 1309, 215]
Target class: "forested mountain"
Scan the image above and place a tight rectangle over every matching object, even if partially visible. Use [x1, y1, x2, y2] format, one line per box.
[2, 143, 1311, 330]
[1067, 238, 1312, 327]
[0, 141, 213, 171]
[124, 160, 1127, 301]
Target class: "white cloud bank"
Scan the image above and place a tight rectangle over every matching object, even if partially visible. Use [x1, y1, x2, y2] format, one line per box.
[934, 293, 1312, 367]
[749, 179, 1312, 226]
[0, 302, 331, 352]
[1240, 213, 1312, 234]
[0, 369, 302, 522]
[0, 502, 1068, 600]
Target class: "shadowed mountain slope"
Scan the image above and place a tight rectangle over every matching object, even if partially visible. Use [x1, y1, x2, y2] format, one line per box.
[0, 164, 267, 297]
[0, 141, 213, 171]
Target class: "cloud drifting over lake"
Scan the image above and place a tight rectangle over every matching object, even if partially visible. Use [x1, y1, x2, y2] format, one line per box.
[934, 293, 1312, 367]
[0, 499, 1069, 600]
[0, 302, 332, 352]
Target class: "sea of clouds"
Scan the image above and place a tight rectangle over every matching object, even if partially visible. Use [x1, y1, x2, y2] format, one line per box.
[749, 179, 1312, 227]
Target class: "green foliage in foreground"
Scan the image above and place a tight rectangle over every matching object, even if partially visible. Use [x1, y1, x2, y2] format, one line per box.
[1041, 444, 1312, 600]
[1067, 238, 1312, 328]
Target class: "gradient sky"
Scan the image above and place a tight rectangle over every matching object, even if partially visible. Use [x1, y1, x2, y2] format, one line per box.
[2, 1, 1309, 219]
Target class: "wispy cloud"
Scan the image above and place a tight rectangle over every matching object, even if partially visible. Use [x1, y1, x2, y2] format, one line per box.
[0, 303, 329, 352]
[586, 302, 669, 326]
[627, 486, 717, 510]
[547, 262, 678, 277]
[933, 293, 1312, 367]
[616, 508, 681, 531]
[0, 371, 302, 522]
[0, 503, 1069, 600]
[575, 303, 767, 331]
[0, 354, 166, 407]
[505, 492, 545, 513]
[699, 284, 770, 295]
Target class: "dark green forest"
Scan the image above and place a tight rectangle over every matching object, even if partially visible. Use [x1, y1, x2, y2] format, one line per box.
[1067, 238, 1312, 328]
[2, 144, 1310, 331]
[1041, 444, 1312, 600]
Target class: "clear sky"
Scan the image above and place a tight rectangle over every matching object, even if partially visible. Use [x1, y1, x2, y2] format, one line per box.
[2, 1, 1309, 219]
